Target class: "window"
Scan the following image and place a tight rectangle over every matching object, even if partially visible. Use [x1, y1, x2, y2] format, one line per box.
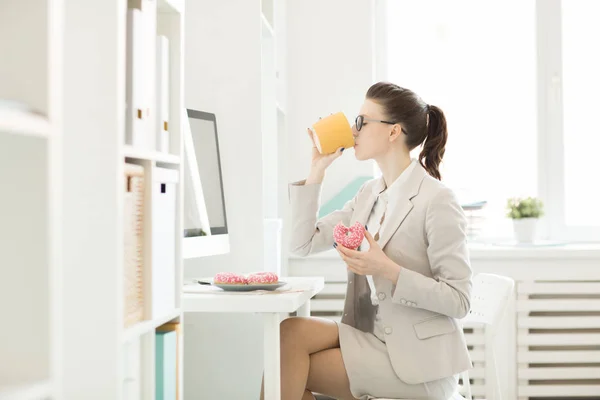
[380, 0, 599, 242]
[561, 0, 600, 228]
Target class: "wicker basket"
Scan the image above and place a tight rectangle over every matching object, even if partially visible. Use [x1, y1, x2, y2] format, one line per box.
[124, 163, 145, 327]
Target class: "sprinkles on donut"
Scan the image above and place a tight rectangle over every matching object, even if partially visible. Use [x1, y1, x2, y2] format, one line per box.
[213, 272, 247, 285]
[247, 271, 279, 285]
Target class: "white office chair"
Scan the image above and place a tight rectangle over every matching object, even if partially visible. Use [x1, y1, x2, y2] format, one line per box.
[371, 273, 515, 400]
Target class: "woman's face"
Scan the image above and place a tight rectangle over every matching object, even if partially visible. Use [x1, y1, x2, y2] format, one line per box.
[352, 99, 400, 161]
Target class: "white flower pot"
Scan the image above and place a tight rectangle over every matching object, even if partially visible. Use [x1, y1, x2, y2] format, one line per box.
[513, 218, 538, 243]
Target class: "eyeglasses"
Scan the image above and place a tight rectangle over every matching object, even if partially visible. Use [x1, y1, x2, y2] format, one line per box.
[355, 115, 407, 134]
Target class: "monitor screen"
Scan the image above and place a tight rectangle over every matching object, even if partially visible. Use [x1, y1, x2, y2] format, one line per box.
[183, 109, 228, 237]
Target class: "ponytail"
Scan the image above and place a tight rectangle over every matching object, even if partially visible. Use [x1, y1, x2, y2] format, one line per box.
[365, 82, 448, 179]
[418, 104, 447, 180]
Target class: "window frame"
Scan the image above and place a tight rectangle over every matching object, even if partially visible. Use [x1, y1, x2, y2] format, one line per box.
[376, 0, 600, 243]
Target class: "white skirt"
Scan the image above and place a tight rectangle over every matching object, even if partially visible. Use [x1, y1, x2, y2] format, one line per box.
[337, 321, 458, 400]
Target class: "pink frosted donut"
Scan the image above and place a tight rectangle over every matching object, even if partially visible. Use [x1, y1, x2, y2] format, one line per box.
[213, 272, 247, 285]
[333, 221, 365, 250]
[247, 272, 279, 285]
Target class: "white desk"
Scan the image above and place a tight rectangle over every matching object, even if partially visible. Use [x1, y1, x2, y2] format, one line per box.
[183, 277, 325, 400]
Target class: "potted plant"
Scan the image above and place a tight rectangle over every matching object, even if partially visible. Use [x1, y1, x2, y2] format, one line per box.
[506, 197, 544, 243]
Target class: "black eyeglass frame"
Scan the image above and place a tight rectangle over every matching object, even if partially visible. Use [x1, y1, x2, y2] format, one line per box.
[355, 115, 407, 134]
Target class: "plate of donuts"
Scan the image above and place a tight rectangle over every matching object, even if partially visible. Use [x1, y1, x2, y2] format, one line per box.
[207, 271, 286, 292]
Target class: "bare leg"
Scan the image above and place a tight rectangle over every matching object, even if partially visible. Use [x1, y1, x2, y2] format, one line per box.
[260, 317, 340, 400]
[307, 348, 358, 400]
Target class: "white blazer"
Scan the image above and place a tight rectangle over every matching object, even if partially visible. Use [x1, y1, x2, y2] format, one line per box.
[288, 161, 473, 384]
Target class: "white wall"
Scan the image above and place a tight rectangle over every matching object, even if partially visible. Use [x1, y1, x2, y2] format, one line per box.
[183, 1, 265, 399]
[286, 0, 376, 204]
[182, 0, 376, 398]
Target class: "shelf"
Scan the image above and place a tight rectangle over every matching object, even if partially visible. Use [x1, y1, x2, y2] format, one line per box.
[123, 145, 181, 164]
[123, 308, 181, 343]
[157, 0, 183, 14]
[0, 379, 53, 400]
[261, 13, 275, 38]
[0, 107, 50, 138]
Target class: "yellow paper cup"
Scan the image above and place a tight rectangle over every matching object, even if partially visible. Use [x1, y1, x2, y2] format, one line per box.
[311, 112, 354, 154]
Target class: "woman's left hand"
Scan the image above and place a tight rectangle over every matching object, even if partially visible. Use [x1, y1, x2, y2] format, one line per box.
[335, 230, 402, 283]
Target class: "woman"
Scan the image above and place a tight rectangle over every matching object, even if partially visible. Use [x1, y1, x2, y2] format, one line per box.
[263, 82, 473, 400]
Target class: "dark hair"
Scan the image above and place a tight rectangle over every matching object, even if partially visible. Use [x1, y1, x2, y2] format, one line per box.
[366, 81, 448, 180]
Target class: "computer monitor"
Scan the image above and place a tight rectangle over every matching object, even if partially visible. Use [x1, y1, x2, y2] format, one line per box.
[182, 108, 230, 258]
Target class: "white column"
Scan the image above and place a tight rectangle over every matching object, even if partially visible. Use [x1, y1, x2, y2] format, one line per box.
[62, 0, 125, 398]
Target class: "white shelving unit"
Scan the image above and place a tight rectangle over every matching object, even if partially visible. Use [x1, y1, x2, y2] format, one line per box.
[64, 0, 184, 394]
[273, 0, 290, 278]
[61, 0, 185, 397]
[0, 0, 62, 398]
[0, 107, 52, 138]
[7, 0, 187, 399]
[261, 0, 288, 277]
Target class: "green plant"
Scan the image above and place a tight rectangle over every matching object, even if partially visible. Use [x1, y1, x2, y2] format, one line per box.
[506, 197, 544, 219]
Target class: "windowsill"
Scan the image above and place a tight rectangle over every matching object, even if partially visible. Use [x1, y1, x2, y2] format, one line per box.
[466, 240, 600, 259]
[287, 241, 600, 261]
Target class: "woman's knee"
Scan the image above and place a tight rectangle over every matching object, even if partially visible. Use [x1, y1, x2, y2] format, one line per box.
[280, 317, 307, 348]
[280, 317, 339, 354]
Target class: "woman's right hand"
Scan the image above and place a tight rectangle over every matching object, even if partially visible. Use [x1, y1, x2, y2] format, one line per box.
[307, 128, 345, 174]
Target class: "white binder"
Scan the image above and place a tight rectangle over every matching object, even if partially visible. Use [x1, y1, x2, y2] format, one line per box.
[156, 36, 170, 153]
[151, 167, 179, 319]
[125, 6, 155, 149]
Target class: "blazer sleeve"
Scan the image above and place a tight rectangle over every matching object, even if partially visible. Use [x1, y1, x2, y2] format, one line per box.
[288, 179, 367, 257]
[391, 187, 473, 318]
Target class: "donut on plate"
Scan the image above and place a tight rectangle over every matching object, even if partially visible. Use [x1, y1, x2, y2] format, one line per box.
[246, 271, 279, 285]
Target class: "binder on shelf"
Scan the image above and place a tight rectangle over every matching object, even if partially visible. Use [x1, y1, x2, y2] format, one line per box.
[143, 3, 157, 148]
[155, 330, 177, 400]
[125, 6, 155, 149]
[126, 8, 147, 148]
[156, 323, 181, 400]
[156, 36, 170, 153]
[151, 167, 179, 319]
[124, 163, 145, 327]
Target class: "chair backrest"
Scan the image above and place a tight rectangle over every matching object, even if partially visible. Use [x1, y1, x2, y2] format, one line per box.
[459, 273, 515, 400]
[370, 273, 515, 400]
[462, 273, 515, 327]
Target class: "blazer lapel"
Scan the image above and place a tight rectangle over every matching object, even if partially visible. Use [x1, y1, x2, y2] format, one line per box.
[377, 163, 427, 250]
[377, 199, 413, 250]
